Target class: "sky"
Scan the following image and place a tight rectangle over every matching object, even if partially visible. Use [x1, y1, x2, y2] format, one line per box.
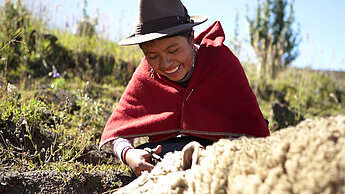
[3, 0, 345, 71]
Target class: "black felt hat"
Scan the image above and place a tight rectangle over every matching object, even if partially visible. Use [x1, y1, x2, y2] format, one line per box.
[119, 0, 208, 46]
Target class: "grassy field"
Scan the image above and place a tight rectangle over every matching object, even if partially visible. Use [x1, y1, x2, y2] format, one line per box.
[0, 1, 344, 192]
[322, 70, 345, 90]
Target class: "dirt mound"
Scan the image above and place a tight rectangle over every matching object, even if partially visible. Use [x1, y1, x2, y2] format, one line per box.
[0, 170, 134, 193]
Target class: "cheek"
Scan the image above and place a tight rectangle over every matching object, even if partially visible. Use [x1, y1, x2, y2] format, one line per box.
[180, 50, 193, 66]
[174, 50, 190, 63]
[147, 60, 160, 71]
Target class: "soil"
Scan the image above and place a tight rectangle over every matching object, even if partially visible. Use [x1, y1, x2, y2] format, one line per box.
[0, 170, 135, 194]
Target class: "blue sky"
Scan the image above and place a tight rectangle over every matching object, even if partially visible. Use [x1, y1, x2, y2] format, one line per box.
[3, 0, 345, 71]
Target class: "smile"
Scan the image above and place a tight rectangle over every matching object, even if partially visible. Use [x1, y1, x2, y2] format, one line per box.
[165, 65, 180, 74]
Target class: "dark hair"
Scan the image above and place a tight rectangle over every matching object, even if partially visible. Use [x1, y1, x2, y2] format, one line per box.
[139, 28, 193, 48]
[167, 28, 193, 42]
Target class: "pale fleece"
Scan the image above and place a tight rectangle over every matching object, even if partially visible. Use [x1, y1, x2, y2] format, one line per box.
[117, 115, 345, 194]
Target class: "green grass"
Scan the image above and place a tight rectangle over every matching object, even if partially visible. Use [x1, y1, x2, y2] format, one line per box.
[0, 77, 130, 178]
[243, 62, 345, 131]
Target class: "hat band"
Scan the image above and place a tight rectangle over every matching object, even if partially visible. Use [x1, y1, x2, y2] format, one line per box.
[135, 15, 193, 35]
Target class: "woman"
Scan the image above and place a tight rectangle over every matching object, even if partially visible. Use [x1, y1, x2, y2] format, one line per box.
[99, 0, 270, 177]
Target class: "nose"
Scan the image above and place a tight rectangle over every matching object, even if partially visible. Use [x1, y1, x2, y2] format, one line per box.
[160, 54, 173, 68]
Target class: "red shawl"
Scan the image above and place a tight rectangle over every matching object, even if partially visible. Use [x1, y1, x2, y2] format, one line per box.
[99, 21, 270, 149]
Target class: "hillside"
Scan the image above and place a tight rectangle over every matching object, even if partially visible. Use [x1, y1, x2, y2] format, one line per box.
[322, 70, 345, 89]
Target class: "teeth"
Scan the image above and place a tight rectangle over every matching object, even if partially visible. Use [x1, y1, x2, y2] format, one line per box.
[165, 66, 179, 74]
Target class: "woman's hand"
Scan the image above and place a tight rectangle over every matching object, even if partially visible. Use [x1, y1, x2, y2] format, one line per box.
[125, 145, 162, 177]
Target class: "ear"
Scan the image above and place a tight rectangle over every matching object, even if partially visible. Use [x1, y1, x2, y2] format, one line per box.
[181, 141, 203, 170]
[190, 30, 195, 45]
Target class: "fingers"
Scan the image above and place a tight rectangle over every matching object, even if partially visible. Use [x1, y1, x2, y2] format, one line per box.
[134, 161, 154, 177]
[128, 149, 156, 177]
[126, 147, 163, 177]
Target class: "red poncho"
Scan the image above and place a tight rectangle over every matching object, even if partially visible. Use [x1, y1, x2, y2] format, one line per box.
[99, 21, 269, 149]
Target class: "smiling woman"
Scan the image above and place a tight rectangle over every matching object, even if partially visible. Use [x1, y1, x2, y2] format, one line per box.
[140, 32, 195, 82]
[99, 0, 270, 177]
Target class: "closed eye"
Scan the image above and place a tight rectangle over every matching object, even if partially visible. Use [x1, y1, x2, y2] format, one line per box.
[147, 55, 158, 60]
[168, 48, 178, 54]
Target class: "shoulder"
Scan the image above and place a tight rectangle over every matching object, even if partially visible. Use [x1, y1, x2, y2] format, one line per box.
[195, 21, 225, 47]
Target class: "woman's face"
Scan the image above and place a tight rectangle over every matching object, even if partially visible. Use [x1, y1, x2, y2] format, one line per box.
[140, 31, 195, 82]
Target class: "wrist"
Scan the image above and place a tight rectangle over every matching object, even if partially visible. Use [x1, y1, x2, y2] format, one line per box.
[121, 147, 133, 165]
[111, 138, 134, 159]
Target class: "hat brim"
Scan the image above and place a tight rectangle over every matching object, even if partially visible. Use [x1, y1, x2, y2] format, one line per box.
[119, 15, 208, 46]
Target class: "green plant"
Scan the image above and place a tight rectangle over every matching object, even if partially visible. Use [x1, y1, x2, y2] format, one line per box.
[0, 89, 57, 166]
[247, 0, 300, 79]
[76, 0, 98, 37]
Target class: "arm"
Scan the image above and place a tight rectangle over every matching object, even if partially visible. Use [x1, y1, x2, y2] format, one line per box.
[111, 138, 162, 177]
[111, 138, 134, 163]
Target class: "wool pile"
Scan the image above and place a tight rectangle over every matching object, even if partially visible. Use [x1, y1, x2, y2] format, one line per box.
[117, 115, 345, 194]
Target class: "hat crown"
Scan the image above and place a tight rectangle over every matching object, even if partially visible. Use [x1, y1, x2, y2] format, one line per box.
[137, 0, 187, 24]
[119, 0, 207, 45]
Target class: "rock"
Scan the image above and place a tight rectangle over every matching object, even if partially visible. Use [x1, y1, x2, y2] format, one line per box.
[76, 145, 114, 165]
[271, 102, 304, 130]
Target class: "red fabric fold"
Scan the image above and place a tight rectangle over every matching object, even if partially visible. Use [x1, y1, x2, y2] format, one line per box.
[99, 21, 269, 150]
